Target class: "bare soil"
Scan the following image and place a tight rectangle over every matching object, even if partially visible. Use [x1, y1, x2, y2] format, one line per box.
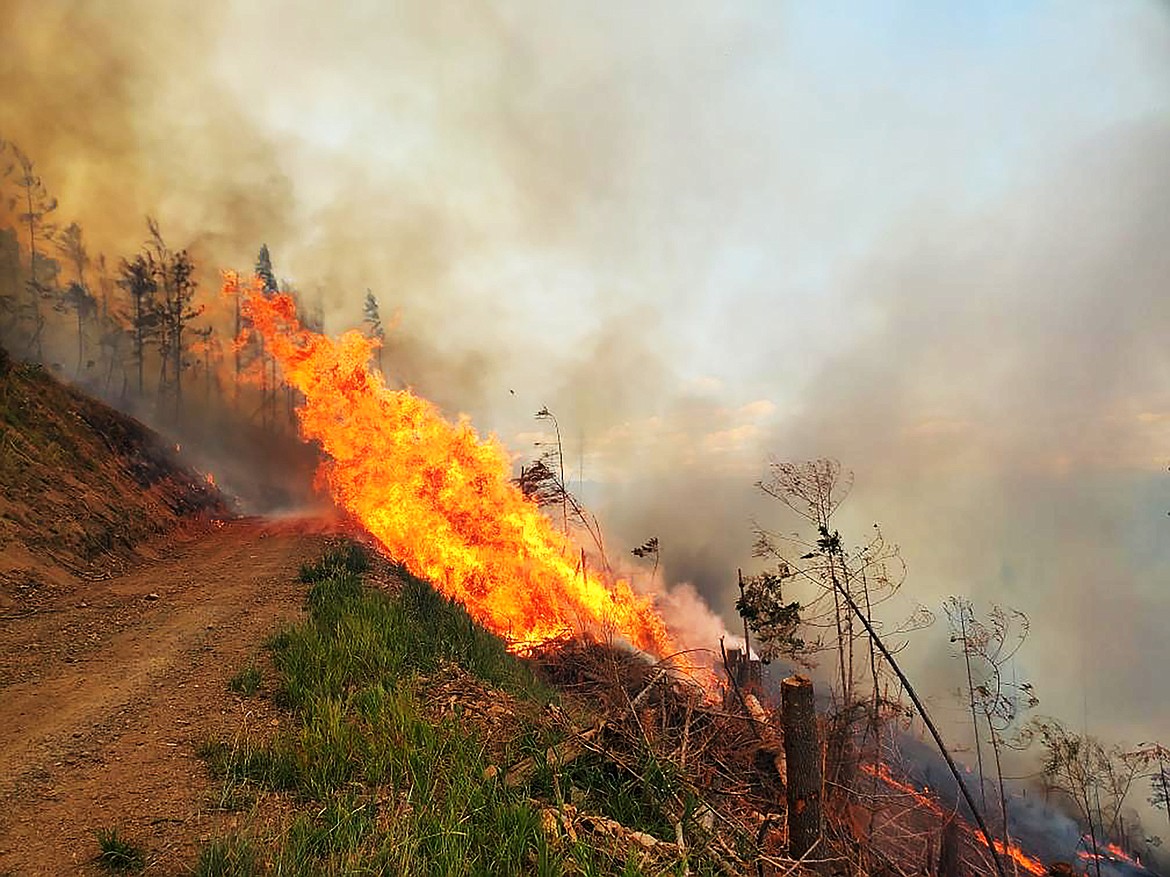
[0, 517, 333, 876]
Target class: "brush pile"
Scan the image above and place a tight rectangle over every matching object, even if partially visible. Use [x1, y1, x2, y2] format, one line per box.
[521, 636, 841, 876]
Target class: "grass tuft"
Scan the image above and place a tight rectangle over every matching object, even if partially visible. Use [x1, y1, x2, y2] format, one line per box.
[227, 664, 263, 696]
[297, 542, 369, 583]
[95, 828, 145, 873]
[192, 836, 257, 877]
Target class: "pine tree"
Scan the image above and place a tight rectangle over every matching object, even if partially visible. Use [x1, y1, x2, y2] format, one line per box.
[117, 253, 157, 396]
[362, 289, 385, 373]
[255, 243, 277, 294]
[252, 245, 280, 426]
[145, 219, 202, 419]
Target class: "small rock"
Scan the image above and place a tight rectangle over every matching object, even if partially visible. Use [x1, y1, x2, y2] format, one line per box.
[145, 593, 160, 601]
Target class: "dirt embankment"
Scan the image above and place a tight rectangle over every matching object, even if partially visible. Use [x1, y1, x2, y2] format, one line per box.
[0, 355, 224, 615]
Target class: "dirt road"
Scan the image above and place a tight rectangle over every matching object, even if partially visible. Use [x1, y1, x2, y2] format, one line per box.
[0, 518, 332, 876]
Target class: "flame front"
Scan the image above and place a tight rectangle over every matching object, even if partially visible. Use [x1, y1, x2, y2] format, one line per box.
[859, 763, 1047, 875]
[230, 273, 679, 659]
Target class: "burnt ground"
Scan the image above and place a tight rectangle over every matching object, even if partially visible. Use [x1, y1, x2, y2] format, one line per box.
[0, 517, 333, 876]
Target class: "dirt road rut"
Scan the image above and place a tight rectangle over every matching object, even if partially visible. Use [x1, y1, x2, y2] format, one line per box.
[0, 518, 331, 875]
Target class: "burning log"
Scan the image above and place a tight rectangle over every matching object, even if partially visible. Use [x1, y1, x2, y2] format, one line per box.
[781, 675, 822, 862]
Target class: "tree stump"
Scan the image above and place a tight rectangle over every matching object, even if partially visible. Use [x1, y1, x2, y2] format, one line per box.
[937, 818, 961, 877]
[781, 674, 822, 861]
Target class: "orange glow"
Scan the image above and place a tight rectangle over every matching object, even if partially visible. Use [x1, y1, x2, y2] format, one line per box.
[991, 838, 1046, 876]
[860, 762, 944, 816]
[859, 763, 1046, 875]
[229, 273, 684, 664]
[205, 472, 217, 487]
[1078, 839, 1140, 867]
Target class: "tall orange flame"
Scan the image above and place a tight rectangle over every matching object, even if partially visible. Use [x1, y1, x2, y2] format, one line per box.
[228, 272, 680, 660]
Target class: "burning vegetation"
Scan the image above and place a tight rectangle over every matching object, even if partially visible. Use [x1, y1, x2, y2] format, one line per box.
[232, 273, 686, 665]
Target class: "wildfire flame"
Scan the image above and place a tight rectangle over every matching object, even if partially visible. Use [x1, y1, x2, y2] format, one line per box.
[1078, 839, 1142, 869]
[228, 273, 683, 663]
[859, 763, 1047, 875]
[993, 838, 1048, 876]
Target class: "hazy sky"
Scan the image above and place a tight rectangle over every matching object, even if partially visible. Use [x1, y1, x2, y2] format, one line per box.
[4, 0, 1170, 771]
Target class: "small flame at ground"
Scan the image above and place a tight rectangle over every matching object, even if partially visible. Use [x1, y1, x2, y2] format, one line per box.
[229, 273, 682, 663]
[1078, 839, 1142, 869]
[859, 763, 1047, 875]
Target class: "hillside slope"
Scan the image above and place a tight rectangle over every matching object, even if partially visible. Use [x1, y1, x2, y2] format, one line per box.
[0, 351, 223, 618]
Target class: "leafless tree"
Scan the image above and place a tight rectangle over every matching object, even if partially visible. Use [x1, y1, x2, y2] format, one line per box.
[518, 407, 612, 575]
[1034, 719, 1155, 876]
[1148, 744, 1170, 833]
[9, 144, 58, 359]
[946, 599, 1038, 874]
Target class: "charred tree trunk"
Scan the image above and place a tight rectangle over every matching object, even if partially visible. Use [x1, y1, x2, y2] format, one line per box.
[782, 675, 822, 862]
[937, 818, 961, 877]
[1159, 750, 1170, 832]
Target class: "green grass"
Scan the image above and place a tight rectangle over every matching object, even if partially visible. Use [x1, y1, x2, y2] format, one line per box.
[196, 542, 696, 875]
[228, 664, 263, 696]
[192, 837, 258, 877]
[94, 828, 145, 873]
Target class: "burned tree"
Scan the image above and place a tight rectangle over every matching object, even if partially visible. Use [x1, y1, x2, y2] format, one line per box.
[749, 458, 1006, 877]
[1033, 720, 1154, 875]
[55, 222, 96, 375]
[534, 406, 570, 537]
[362, 289, 385, 373]
[516, 407, 613, 575]
[189, 324, 221, 403]
[255, 243, 277, 294]
[251, 245, 282, 426]
[782, 674, 822, 861]
[749, 459, 912, 790]
[945, 599, 1038, 869]
[1150, 744, 1170, 833]
[0, 228, 21, 333]
[9, 144, 58, 359]
[59, 281, 96, 376]
[117, 253, 158, 396]
[145, 220, 202, 418]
